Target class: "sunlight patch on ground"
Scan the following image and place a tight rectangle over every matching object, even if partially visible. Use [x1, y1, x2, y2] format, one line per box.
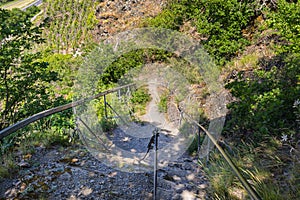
[181, 190, 195, 200]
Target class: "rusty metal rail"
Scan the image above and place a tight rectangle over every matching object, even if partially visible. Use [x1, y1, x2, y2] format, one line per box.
[0, 83, 135, 140]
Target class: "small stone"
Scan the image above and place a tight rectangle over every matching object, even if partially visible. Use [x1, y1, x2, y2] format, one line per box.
[71, 158, 79, 163]
[59, 172, 72, 180]
[172, 194, 181, 200]
[198, 183, 207, 189]
[183, 158, 193, 162]
[176, 187, 184, 194]
[13, 180, 21, 186]
[45, 176, 52, 181]
[182, 163, 192, 170]
[18, 160, 31, 168]
[185, 184, 193, 190]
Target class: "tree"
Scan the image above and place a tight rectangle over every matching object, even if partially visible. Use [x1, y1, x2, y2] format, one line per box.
[0, 8, 58, 130]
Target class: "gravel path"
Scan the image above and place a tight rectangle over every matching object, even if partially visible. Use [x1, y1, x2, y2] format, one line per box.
[0, 145, 208, 199]
[0, 82, 209, 199]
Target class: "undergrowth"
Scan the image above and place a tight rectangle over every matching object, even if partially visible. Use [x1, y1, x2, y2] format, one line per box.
[0, 115, 76, 179]
[201, 136, 299, 199]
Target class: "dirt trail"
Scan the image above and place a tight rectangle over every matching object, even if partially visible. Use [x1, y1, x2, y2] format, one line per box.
[140, 80, 177, 133]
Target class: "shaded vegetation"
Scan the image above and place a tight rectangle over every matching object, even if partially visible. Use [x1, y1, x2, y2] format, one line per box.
[225, 0, 299, 140]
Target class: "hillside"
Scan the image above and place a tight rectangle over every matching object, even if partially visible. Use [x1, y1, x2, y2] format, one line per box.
[0, 0, 299, 199]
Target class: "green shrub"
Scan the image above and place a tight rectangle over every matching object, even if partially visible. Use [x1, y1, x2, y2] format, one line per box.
[100, 49, 173, 85]
[130, 88, 151, 105]
[268, 0, 300, 55]
[225, 66, 298, 138]
[225, 0, 300, 139]
[146, 0, 256, 65]
[193, 0, 255, 65]
[158, 91, 168, 113]
[100, 118, 117, 132]
[130, 87, 151, 115]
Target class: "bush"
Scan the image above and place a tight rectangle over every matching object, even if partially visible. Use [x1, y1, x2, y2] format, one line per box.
[158, 91, 168, 113]
[100, 118, 117, 132]
[225, 0, 300, 139]
[146, 0, 256, 65]
[130, 87, 151, 115]
[100, 49, 173, 85]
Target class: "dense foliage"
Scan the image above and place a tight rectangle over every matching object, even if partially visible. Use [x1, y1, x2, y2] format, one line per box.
[0, 7, 78, 159]
[226, 0, 300, 139]
[100, 49, 173, 86]
[0, 8, 59, 130]
[147, 0, 257, 65]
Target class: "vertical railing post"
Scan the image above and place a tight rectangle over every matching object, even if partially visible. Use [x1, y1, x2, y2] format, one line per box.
[206, 138, 210, 164]
[118, 89, 121, 101]
[104, 95, 108, 119]
[197, 126, 201, 157]
[153, 129, 158, 200]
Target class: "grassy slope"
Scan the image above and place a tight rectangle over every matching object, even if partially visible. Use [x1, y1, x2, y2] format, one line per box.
[0, 0, 36, 9]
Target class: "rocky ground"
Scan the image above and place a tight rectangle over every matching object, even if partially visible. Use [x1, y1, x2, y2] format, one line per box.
[0, 80, 209, 200]
[0, 71, 209, 200]
[0, 145, 208, 199]
[94, 0, 168, 40]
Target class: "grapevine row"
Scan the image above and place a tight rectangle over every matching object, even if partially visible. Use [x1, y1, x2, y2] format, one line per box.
[41, 0, 97, 54]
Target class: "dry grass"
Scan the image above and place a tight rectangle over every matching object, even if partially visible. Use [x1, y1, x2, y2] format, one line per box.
[220, 29, 278, 83]
[94, 0, 167, 41]
[203, 136, 299, 199]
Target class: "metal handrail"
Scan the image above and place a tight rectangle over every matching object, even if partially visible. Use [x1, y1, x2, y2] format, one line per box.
[0, 82, 262, 200]
[184, 112, 261, 200]
[0, 83, 135, 140]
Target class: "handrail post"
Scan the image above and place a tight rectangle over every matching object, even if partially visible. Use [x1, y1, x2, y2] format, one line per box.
[153, 128, 159, 200]
[197, 126, 201, 158]
[104, 95, 108, 119]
